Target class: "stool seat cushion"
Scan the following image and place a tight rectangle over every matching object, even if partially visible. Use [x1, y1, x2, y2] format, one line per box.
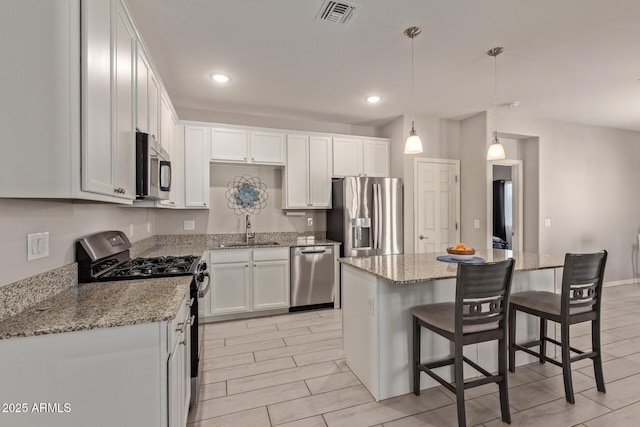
[510, 291, 592, 316]
[411, 302, 499, 334]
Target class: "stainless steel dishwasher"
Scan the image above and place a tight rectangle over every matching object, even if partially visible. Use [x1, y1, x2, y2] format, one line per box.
[290, 245, 335, 309]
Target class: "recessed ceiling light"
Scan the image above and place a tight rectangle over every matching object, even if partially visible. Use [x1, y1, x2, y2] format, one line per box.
[210, 73, 230, 83]
[366, 95, 382, 104]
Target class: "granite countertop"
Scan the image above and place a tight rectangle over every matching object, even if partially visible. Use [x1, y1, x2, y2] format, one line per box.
[338, 249, 565, 285]
[0, 276, 191, 340]
[208, 238, 340, 250]
[0, 234, 340, 341]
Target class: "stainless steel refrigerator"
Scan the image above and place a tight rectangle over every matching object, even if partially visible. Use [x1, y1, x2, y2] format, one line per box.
[327, 177, 403, 257]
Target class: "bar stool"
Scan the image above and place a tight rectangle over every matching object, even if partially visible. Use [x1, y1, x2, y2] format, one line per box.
[508, 250, 608, 404]
[412, 258, 515, 427]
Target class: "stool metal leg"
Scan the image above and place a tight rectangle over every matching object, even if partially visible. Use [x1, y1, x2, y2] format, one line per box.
[454, 341, 466, 427]
[539, 318, 547, 363]
[413, 316, 421, 396]
[498, 335, 511, 424]
[592, 319, 606, 393]
[560, 322, 575, 404]
[508, 304, 516, 373]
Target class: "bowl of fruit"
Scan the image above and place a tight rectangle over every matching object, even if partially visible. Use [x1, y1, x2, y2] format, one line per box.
[447, 243, 476, 260]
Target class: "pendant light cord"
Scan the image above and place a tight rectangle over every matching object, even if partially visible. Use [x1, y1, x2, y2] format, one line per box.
[494, 52, 498, 140]
[410, 33, 416, 130]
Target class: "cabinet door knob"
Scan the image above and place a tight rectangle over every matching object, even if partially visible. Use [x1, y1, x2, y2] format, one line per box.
[419, 235, 426, 240]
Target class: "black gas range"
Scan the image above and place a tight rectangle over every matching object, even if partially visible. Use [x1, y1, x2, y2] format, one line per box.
[75, 230, 209, 407]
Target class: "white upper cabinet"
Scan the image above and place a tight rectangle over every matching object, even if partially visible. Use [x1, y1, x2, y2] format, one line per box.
[136, 47, 149, 133]
[211, 127, 285, 165]
[211, 127, 247, 162]
[148, 71, 160, 142]
[333, 137, 390, 178]
[249, 131, 285, 164]
[160, 93, 173, 153]
[81, 0, 135, 200]
[284, 135, 331, 209]
[184, 125, 210, 208]
[362, 139, 390, 177]
[332, 138, 362, 177]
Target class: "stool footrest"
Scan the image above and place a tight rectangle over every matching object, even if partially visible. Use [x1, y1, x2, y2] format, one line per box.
[417, 355, 503, 394]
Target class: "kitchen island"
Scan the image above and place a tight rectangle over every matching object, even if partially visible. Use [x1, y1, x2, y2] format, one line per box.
[339, 249, 565, 401]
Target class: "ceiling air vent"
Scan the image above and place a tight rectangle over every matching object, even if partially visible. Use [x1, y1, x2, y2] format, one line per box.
[317, 1, 358, 25]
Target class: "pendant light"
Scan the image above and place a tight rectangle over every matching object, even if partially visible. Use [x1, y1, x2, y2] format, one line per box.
[404, 26, 423, 154]
[487, 47, 506, 160]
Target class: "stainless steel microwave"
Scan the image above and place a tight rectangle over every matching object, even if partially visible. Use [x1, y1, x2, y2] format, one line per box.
[135, 131, 171, 200]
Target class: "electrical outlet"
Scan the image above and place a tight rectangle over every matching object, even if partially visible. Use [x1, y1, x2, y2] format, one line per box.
[307, 217, 313, 227]
[474, 219, 480, 229]
[27, 232, 49, 261]
[146, 221, 152, 233]
[129, 224, 134, 237]
[368, 296, 374, 316]
[184, 220, 195, 230]
[544, 218, 551, 228]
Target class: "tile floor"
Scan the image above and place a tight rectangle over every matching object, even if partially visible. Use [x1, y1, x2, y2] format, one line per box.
[188, 283, 640, 426]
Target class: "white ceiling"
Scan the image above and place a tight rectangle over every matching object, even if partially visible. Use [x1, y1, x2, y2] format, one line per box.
[126, 0, 640, 131]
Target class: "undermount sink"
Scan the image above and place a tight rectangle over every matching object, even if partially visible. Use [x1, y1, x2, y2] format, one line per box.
[217, 241, 281, 248]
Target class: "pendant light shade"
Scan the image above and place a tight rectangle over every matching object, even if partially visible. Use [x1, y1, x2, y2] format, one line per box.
[487, 134, 506, 160]
[487, 47, 506, 161]
[405, 123, 423, 154]
[404, 26, 423, 154]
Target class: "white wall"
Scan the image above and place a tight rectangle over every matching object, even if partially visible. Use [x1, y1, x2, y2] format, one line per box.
[459, 112, 490, 249]
[382, 115, 461, 253]
[0, 200, 155, 287]
[460, 111, 640, 283]
[155, 163, 326, 235]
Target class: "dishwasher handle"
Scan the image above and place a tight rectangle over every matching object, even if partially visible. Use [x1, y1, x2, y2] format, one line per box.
[300, 249, 327, 254]
[295, 246, 333, 256]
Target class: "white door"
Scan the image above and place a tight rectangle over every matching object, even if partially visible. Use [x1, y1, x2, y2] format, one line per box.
[414, 159, 460, 253]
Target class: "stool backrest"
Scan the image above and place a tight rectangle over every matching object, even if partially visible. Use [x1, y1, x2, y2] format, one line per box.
[561, 250, 608, 316]
[455, 258, 515, 334]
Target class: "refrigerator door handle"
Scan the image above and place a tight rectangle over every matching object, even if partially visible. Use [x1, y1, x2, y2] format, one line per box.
[373, 184, 382, 250]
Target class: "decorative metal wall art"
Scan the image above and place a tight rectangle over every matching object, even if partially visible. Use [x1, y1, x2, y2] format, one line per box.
[225, 174, 268, 216]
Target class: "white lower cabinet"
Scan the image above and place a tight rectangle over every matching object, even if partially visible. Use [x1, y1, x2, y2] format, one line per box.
[208, 248, 290, 317]
[0, 290, 191, 427]
[210, 263, 251, 315]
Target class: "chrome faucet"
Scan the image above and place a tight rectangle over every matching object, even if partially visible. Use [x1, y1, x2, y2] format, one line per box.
[245, 215, 255, 245]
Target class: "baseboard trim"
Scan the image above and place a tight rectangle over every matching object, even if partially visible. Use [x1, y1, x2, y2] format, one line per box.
[604, 279, 638, 288]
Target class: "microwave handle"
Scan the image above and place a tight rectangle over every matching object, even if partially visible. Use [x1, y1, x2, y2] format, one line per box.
[159, 161, 171, 192]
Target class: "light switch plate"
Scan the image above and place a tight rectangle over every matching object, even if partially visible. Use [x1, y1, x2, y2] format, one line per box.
[474, 219, 480, 229]
[544, 219, 551, 228]
[27, 232, 49, 261]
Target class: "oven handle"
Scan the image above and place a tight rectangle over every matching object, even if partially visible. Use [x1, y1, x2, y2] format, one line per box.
[197, 271, 210, 299]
